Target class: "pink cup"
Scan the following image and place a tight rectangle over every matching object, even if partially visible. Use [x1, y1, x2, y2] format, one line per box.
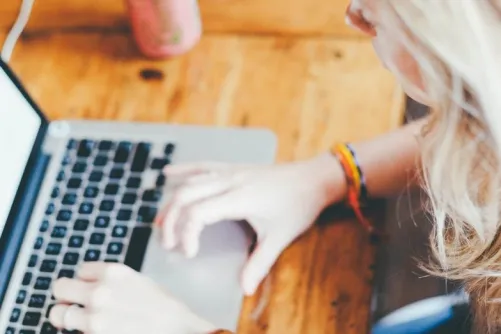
[125, 0, 203, 58]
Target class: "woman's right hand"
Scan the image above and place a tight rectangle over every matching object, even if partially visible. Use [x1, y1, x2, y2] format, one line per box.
[156, 153, 347, 296]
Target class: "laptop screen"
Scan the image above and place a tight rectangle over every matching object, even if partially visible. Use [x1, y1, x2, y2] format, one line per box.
[0, 68, 42, 237]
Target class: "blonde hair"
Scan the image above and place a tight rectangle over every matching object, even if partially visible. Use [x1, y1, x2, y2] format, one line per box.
[380, 0, 501, 332]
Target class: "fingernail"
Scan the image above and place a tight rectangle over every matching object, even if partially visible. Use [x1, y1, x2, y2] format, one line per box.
[164, 238, 175, 250]
[243, 280, 257, 296]
[184, 243, 196, 258]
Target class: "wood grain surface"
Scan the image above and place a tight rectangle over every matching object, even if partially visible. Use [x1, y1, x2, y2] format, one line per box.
[0, 0, 363, 37]
[1, 0, 404, 331]
[3, 30, 404, 333]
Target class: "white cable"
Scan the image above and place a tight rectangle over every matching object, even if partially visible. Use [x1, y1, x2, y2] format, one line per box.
[1, 0, 36, 63]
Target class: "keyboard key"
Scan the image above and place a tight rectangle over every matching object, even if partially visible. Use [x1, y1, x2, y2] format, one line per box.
[99, 200, 115, 212]
[117, 209, 132, 221]
[84, 250, 101, 262]
[61, 154, 72, 166]
[112, 226, 128, 238]
[45, 203, 55, 215]
[126, 177, 141, 188]
[90, 233, 105, 245]
[107, 242, 123, 255]
[98, 140, 114, 151]
[62, 193, 77, 205]
[28, 255, 37, 268]
[41, 322, 58, 334]
[67, 139, 78, 150]
[40, 260, 57, 273]
[150, 158, 169, 170]
[51, 187, 60, 199]
[72, 162, 87, 174]
[58, 269, 75, 279]
[104, 184, 119, 195]
[79, 202, 94, 215]
[63, 253, 79, 265]
[10, 308, 21, 322]
[110, 168, 124, 179]
[23, 311, 41, 326]
[93, 155, 108, 166]
[56, 170, 65, 182]
[137, 206, 157, 223]
[131, 142, 151, 172]
[20, 331, 36, 334]
[124, 227, 152, 271]
[114, 141, 132, 163]
[142, 190, 161, 202]
[22, 272, 32, 285]
[77, 140, 94, 157]
[34, 277, 51, 291]
[39, 219, 49, 232]
[156, 174, 166, 187]
[83, 186, 99, 198]
[95, 216, 110, 228]
[89, 171, 104, 182]
[164, 143, 175, 155]
[74, 219, 89, 231]
[16, 290, 27, 304]
[121, 193, 137, 205]
[46, 243, 62, 255]
[46, 304, 54, 318]
[68, 236, 84, 248]
[51, 226, 67, 238]
[5, 327, 15, 334]
[28, 294, 46, 308]
[104, 258, 119, 263]
[56, 210, 72, 222]
[34, 237, 43, 250]
[67, 178, 82, 189]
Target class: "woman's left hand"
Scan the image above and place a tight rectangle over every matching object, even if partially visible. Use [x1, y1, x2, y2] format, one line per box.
[49, 262, 217, 334]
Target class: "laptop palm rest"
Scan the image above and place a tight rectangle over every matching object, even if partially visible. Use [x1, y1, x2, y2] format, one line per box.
[140, 220, 253, 331]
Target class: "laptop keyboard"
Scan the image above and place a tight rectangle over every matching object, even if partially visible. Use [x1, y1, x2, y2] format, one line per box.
[5, 138, 175, 334]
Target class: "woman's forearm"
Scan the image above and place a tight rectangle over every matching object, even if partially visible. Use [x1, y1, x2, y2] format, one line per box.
[351, 117, 426, 198]
[315, 117, 427, 204]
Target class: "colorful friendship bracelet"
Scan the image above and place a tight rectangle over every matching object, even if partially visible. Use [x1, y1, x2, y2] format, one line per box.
[331, 143, 375, 234]
[345, 143, 368, 204]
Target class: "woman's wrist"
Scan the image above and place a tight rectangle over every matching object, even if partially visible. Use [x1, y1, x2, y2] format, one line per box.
[307, 152, 349, 207]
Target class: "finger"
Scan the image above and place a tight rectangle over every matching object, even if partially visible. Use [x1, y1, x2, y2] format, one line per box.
[163, 162, 227, 177]
[53, 278, 94, 306]
[160, 179, 235, 249]
[154, 174, 229, 227]
[241, 238, 286, 296]
[180, 192, 245, 258]
[77, 262, 111, 281]
[77, 262, 134, 282]
[50, 304, 90, 332]
[183, 172, 222, 185]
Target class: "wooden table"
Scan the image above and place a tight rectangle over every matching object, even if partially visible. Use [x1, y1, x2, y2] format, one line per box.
[0, 1, 404, 332]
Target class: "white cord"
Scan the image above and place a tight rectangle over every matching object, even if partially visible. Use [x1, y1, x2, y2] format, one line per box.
[1, 0, 36, 63]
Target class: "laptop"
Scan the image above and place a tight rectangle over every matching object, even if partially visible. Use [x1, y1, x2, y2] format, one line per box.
[0, 60, 276, 333]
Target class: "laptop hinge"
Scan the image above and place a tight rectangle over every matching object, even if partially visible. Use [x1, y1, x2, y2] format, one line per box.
[0, 151, 51, 305]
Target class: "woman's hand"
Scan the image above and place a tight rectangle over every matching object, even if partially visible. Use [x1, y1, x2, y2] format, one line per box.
[156, 153, 346, 295]
[49, 262, 216, 334]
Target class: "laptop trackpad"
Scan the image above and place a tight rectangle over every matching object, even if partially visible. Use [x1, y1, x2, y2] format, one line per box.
[140, 221, 252, 331]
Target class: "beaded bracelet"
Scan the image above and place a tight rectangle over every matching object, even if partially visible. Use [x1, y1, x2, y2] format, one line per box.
[331, 143, 376, 234]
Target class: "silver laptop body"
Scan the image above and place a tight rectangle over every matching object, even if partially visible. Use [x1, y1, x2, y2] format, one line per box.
[0, 60, 276, 333]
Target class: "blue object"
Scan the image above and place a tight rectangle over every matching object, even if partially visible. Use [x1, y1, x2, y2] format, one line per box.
[372, 293, 468, 334]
